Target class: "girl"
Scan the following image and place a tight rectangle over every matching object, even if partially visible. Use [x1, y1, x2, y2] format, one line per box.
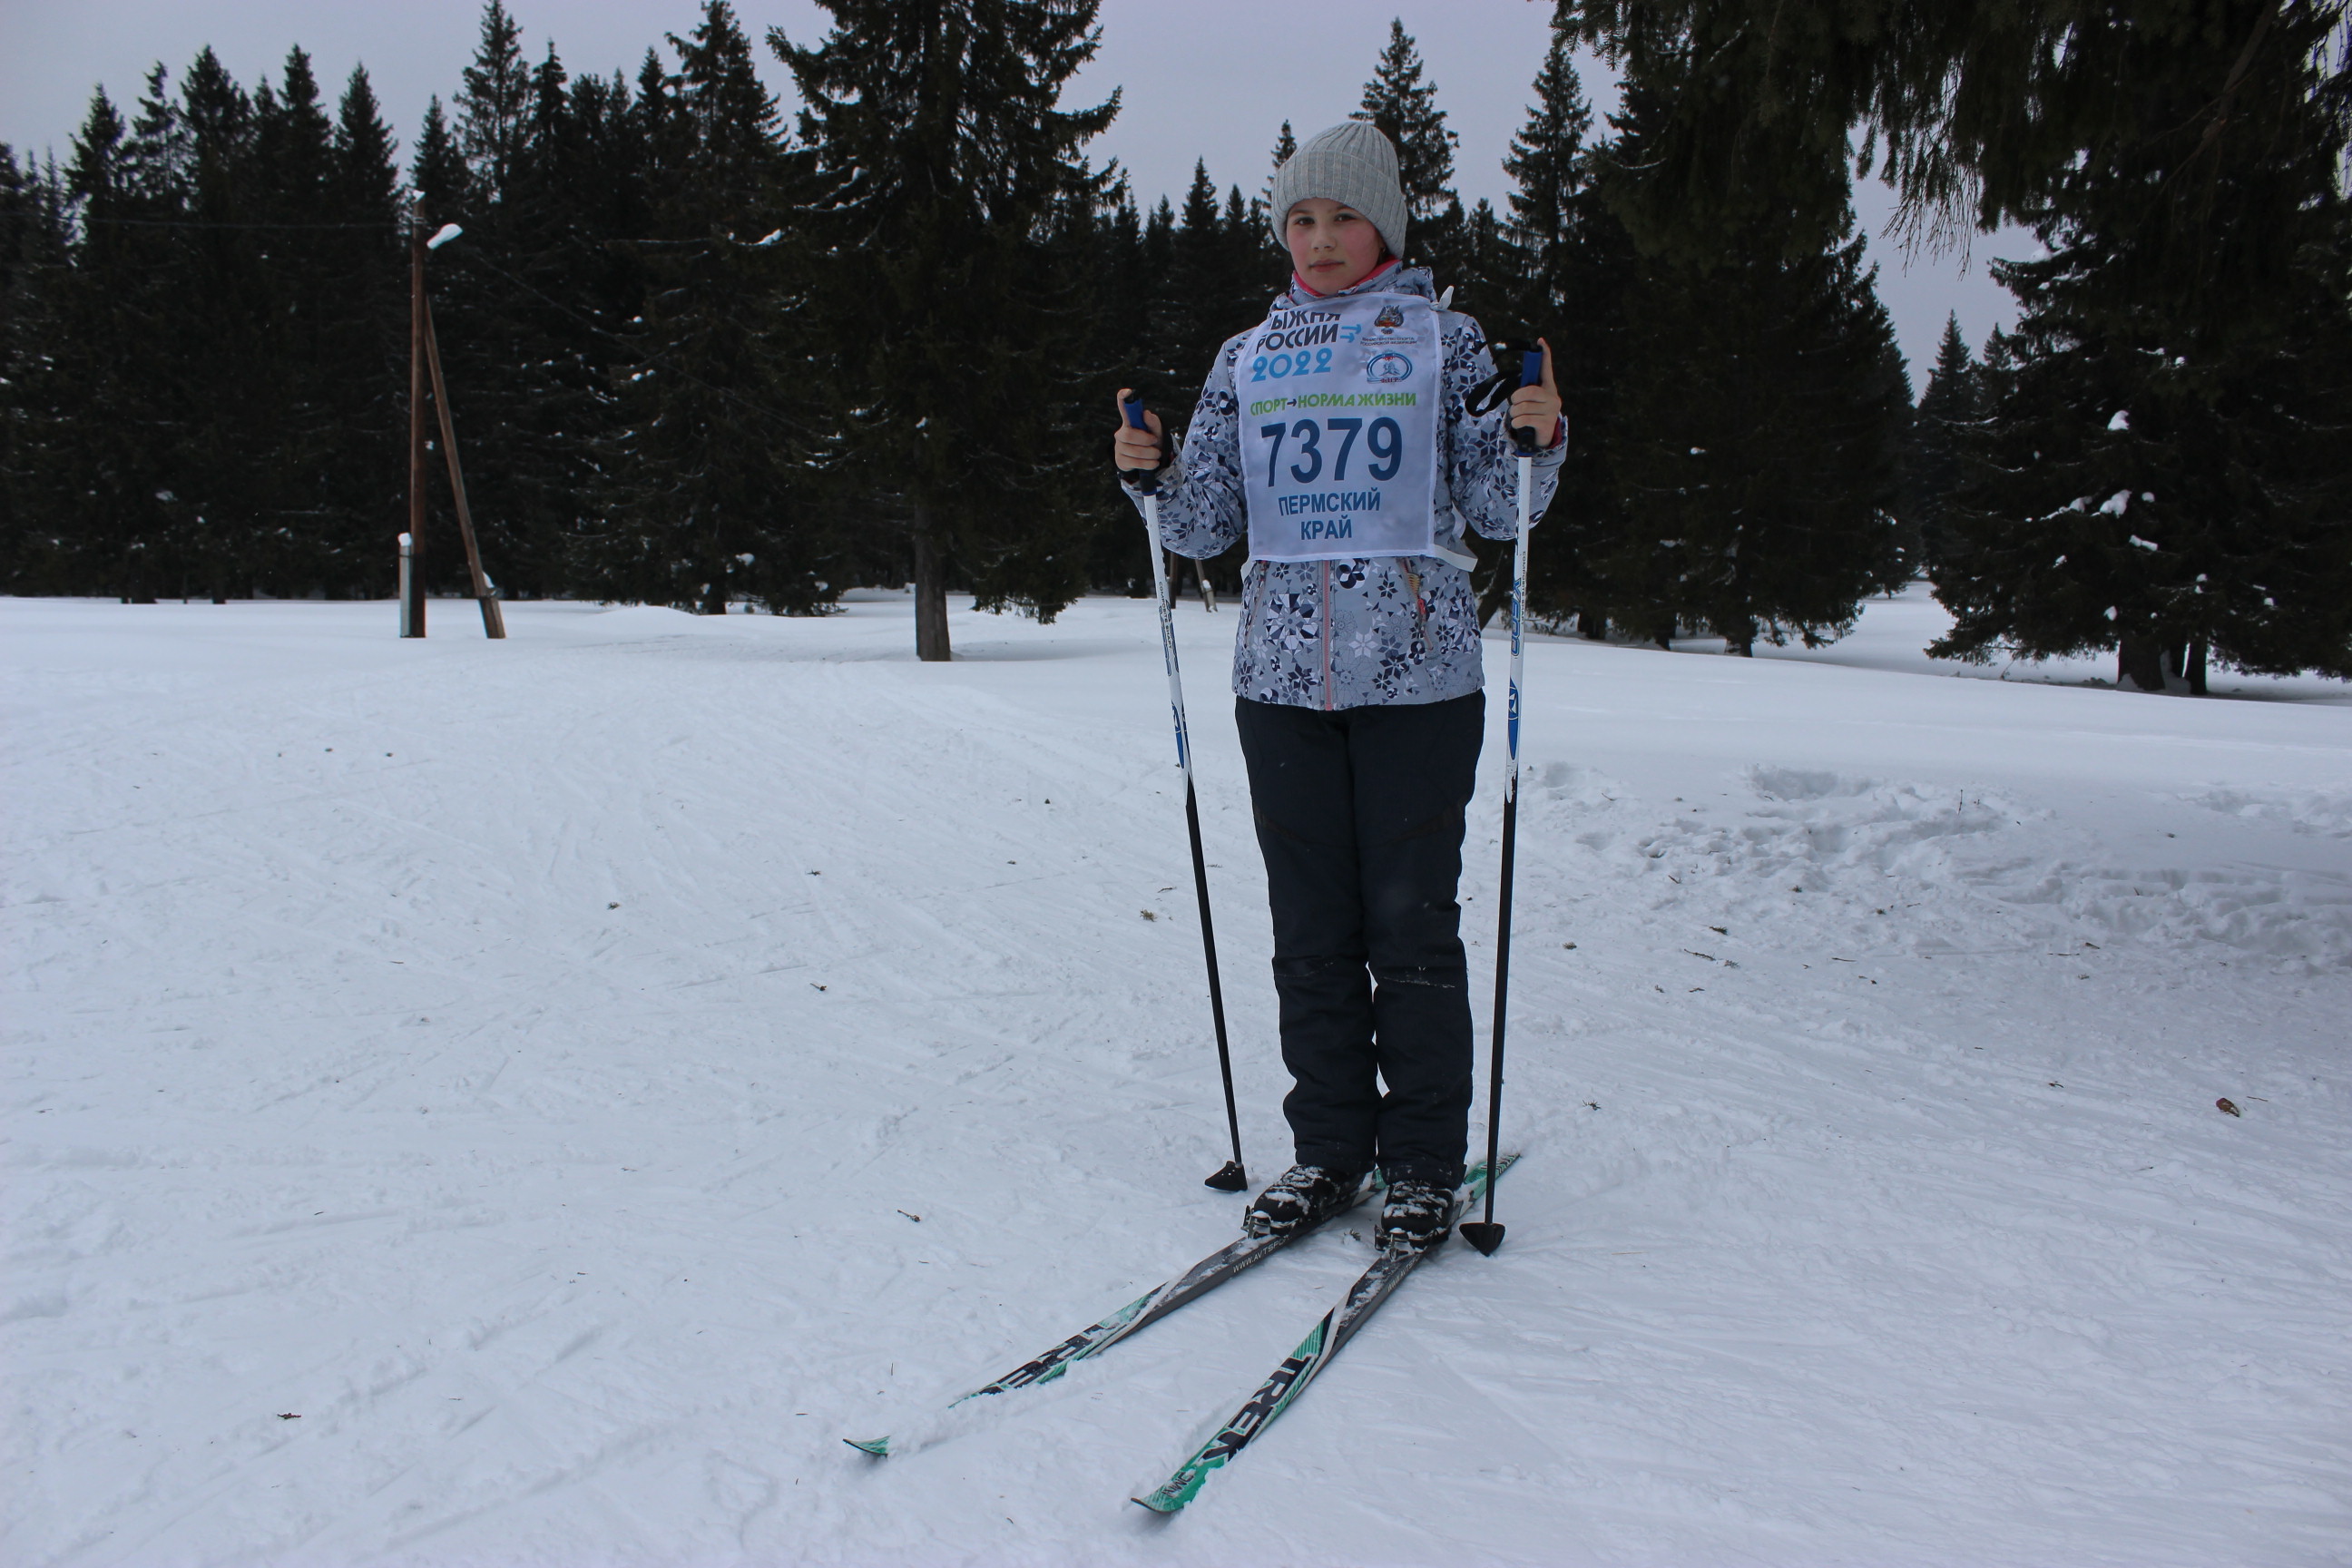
[1112, 121, 1563, 1252]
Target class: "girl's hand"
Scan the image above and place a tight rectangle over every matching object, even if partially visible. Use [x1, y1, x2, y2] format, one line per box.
[1507, 338, 1563, 449]
[1112, 389, 1166, 472]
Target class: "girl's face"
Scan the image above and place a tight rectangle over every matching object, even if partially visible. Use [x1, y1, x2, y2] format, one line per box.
[1284, 198, 1388, 292]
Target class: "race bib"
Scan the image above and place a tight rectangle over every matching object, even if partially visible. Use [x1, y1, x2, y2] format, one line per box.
[1239, 291, 1441, 563]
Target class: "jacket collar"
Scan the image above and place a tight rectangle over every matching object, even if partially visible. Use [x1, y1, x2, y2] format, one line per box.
[1275, 262, 1435, 312]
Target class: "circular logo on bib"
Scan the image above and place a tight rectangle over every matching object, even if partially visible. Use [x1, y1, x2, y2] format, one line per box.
[1365, 351, 1414, 384]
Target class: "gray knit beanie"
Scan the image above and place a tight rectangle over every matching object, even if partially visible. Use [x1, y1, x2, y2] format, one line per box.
[1268, 121, 1408, 261]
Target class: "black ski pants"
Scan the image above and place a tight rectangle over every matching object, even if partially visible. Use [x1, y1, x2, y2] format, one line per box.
[1234, 691, 1482, 1187]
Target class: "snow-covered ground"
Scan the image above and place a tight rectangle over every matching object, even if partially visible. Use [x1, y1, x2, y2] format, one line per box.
[6, 587, 2348, 1567]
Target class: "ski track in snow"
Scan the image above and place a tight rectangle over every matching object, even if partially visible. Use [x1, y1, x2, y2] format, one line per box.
[5, 589, 2348, 1566]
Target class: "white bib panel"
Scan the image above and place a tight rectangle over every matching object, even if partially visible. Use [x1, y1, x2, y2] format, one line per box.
[1238, 291, 1441, 564]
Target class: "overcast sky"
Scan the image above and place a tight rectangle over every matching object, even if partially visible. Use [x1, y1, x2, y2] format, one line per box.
[3, 0, 2024, 387]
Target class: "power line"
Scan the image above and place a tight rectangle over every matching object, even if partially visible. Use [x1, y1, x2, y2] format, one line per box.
[80, 215, 396, 230]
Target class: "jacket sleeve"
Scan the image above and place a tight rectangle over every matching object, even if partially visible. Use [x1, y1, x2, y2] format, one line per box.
[1440, 312, 1565, 541]
[1122, 331, 1250, 560]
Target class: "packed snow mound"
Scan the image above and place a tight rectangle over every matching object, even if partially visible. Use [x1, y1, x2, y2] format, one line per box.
[2013, 861, 2352, 968]
[2186, 783, 2352, 839]
[1534, 764, 2350, 970]
[1529, 760, 1625, 808]
[1746, 765, 1874, 801]
[1569, 767, 2028, 887]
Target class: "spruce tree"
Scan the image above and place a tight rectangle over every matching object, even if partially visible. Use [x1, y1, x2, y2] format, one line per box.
[1931, 5, 2352, 690]
[1498, 26, 1614, 632]
[1594, 64, 1907, 655]
[456, 0, 532, 207]
[47, 89, 170, 599]
[84, 62, 247, 600]
[1167, 160, 1228, 387]
[1501, 28, 1591, 311]
[484, 39, 649, 601]
[592, 2, 824, 615]
[244, 47, 378, 596]
[1221, 184, 1264, 295]
[1558, 2, 2352, 330]
[414, 6, 583, 603]
[156, 54, 247, 597]
[1263, 121, 1296, 207]
[1122, 192, 1181, 429]
[1084, 188, 1154, 595]
[1355, 20, 1457, 229]
[401, 89, 476, 606]
[411, 97, 468, 216]
[26, 62, 253, 601]
[1902, 314, 1978, 578]
[1220, 183, 1275, 349]
[1142, 195, 1176, 288]
[1159, 163, 1269, 421]
[771, 0, 1118, 659]
[0, 149, 72, 593]
[418, 5, 656, 603]
[318, 65, 410, 597]
[1356, 24, 1470, 314]
[1497, 21, 1637, 639]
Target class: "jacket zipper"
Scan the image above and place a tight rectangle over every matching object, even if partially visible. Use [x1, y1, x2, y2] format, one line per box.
[1320, 559, 1334, 710]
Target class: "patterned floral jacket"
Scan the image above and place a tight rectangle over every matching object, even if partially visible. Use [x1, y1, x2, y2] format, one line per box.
[1124, 265, 1564, 710]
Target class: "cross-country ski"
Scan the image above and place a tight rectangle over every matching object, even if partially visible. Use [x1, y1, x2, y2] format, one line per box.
[1135, 1155, 1518, 1514]
[845, 1177, 1375, 1456]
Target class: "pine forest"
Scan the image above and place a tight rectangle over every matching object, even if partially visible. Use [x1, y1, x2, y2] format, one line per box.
[2, 0, 2345, 682]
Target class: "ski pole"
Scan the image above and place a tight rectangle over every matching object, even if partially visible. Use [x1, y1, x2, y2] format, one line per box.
[1124, 394, 1248, 1194]
[1461, 345, 1546, 1258]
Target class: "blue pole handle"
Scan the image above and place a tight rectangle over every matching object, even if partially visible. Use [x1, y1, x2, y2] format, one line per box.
[1122, 394, 1161, 493]
[1510, 346, 1546, 454]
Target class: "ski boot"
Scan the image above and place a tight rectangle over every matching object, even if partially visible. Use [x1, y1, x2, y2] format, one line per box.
[1376, 1175, 1455, 1253]
[1242, 1164, 1364, 1239]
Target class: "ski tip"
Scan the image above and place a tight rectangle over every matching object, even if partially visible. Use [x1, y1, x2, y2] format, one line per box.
[1134, 1456, 1218, 1514]
[844, 1436, 891, 1457]
[1203, 1160, 1250, 1193]
[1458, 1220, 1505, 1257]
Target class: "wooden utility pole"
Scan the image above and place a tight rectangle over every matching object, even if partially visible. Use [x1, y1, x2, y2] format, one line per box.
[422, 296, 505, 638]
[405, 218, 427, 637]
[402, 212, 505, 639]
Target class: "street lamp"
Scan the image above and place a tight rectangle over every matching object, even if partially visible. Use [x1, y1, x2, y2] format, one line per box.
[405, 211, 505, 639]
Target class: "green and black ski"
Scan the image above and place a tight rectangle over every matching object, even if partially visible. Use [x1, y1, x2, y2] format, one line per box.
[847, 1178, 1377, 1456]
[1133, 1154, 1517, 1513]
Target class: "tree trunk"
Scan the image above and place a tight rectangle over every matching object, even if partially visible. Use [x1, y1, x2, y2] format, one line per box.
[911, 507, 951, 662]
[1578, 608, 1607, 641]
[2187, 639, 2210, 695]
[2116, 632, 2166, 691]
